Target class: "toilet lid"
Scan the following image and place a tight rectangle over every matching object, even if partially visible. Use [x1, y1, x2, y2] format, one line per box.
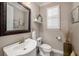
[40, 44, 52, 50]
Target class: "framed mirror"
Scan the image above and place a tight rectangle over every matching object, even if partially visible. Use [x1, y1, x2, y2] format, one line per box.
[0, 2, 31, 36]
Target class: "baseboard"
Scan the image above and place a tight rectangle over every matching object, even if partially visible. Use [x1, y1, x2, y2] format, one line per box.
[51, 48, 63, 55]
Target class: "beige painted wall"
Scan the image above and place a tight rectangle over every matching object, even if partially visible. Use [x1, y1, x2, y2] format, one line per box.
[71, 2, 79, 55]
[23, 2, 40, 37]
[0, 2, 39, 56]
[0, 2, 73, 55]
[40, 2, 72, 51]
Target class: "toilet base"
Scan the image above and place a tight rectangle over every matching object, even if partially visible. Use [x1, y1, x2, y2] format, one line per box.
[39, 49, 50, 56]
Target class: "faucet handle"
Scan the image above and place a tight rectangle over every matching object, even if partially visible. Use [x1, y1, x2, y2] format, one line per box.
[19, 38, 25, 44]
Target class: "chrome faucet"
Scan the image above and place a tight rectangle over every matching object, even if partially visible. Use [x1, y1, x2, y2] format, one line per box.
[19, 39, 25, 44]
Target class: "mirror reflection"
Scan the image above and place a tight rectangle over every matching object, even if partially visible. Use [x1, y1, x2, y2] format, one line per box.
[7, 2, 29, 31]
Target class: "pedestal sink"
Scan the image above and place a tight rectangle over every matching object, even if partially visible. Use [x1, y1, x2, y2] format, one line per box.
[3, 38, 37, 56]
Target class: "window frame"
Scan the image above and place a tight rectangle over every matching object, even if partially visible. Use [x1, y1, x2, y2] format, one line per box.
[47, 5, 61, 30]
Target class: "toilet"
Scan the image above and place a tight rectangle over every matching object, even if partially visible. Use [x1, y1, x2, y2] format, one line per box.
[32, 31, 52, 56]
[37, 37, 52, 56]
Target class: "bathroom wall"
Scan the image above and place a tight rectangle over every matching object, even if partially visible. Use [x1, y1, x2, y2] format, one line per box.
[0, 2, 39, 56]
[40, 2, 72, 51]
[71, 2, 79, 55]
[22, 2, 40, 37]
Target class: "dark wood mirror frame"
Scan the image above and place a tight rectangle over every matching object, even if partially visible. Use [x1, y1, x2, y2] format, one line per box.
[0, 2, 31, 36]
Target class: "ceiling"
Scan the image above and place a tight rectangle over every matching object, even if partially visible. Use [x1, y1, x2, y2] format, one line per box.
[34, 2, 51, 6]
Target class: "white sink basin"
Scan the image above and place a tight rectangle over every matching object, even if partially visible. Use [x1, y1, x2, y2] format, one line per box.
[3, 38, 37, 56]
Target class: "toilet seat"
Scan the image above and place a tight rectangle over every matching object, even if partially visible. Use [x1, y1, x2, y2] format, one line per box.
[40, 44, 52, 52]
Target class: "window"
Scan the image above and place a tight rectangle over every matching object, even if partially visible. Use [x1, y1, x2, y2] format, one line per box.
[47, 5, 60, 29]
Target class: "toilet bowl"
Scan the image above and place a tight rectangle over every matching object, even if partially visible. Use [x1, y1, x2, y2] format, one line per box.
[37, 37, 52, 56]
[39, 44, 52, 56]
[32, 31, 52, 56]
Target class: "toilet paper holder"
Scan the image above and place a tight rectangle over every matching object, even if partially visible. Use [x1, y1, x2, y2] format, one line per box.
[56, 36, 62, 40]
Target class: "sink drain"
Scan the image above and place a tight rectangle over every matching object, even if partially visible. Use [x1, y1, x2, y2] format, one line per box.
[23, 48, 26, 50]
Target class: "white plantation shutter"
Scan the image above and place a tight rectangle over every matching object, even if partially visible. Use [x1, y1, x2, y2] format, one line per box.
[47, 5, 60, 29]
